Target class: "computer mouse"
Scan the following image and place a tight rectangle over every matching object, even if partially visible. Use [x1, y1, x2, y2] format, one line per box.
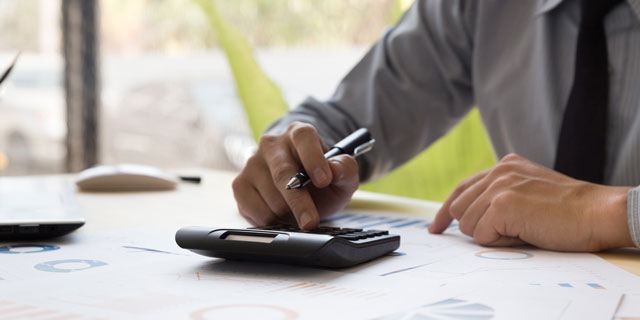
[75, 164, 178, 192]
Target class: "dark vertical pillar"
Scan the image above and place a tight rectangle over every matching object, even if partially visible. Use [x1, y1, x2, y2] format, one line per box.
[62, 0, 100, 172]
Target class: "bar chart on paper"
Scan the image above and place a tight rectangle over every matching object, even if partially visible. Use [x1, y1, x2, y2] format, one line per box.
[321, 212, 458, 231]
[178, 266, 390, 302]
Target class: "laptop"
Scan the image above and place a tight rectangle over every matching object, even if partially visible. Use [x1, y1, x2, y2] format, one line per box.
[0, 53, 84, 240]
[0, 177, 85, 240]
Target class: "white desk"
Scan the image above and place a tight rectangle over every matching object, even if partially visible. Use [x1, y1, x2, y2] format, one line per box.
[2, 169, 639, 320]
[73, 168, 640, 276]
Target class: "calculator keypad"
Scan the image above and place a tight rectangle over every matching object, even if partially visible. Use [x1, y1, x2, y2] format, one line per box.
[255, 225, 389, 241]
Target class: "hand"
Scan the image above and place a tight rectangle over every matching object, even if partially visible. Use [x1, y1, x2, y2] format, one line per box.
[232, 122, 360, 230]
[428, 153, 634, 252]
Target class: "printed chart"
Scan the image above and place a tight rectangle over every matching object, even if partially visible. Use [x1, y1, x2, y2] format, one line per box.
[0, 244, 60, 254]
[34, 259, 108, 273]
[190, 304, 299, 320]
[321, 212, 458, 231]
[474, 249, 533, 260]
[374, 298, 494, 320]
[0, 300, 102, 320]
[0, 216, 637, 319]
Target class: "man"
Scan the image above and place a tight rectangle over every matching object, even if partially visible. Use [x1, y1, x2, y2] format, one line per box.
[232, 0, 640, 252]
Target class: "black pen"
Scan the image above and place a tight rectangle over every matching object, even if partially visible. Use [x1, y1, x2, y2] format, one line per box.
[285, 128, 375, 190]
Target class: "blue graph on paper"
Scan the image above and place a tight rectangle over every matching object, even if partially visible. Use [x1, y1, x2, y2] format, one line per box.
[0, 245, 60, 254]
[377, 298, 494, 320]
[34, 259, 108, 273]
[321, 213, 458, 230]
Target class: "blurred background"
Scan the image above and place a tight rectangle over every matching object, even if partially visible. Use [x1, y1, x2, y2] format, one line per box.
[0, 0, 494, 201]
[0, 0, 396, 174]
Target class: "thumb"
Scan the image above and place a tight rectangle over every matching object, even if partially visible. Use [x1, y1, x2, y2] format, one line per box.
[328, 155, 359, 193]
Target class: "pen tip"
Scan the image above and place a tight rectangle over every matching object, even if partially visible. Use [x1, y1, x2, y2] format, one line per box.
[285, 176, 302, 190]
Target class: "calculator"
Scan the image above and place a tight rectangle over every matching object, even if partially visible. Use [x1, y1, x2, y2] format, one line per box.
[175, 225, 400, 268]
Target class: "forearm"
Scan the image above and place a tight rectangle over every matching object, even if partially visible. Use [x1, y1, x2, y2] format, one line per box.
[267, 0, 478, 182]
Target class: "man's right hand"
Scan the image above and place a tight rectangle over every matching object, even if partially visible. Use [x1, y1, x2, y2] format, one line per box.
[232, 122, 360, 230]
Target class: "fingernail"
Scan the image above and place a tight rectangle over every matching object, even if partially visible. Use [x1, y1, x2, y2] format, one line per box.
[331, 160, 345, 180]
[313, 168, 328, 184]
[300, 211, 313, 229]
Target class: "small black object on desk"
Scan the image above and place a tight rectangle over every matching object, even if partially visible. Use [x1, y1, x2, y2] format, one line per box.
[179, 176, 202, 183]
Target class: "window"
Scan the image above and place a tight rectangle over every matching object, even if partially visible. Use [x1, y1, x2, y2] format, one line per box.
[0, 0, 65, 175]
[0, 0, 395, 175]
[99, 0, 394, 172]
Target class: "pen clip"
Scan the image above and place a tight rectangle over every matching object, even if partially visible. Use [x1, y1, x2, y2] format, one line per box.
[353, 139, 375, 157]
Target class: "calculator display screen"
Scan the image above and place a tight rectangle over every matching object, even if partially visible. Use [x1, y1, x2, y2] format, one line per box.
[225, 233, 275, 243]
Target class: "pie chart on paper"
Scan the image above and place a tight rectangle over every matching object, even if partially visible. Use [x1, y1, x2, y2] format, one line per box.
[374, 298, 494, 320]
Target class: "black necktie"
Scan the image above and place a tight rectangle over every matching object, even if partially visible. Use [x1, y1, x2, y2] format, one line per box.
[554, 0, 621, 184]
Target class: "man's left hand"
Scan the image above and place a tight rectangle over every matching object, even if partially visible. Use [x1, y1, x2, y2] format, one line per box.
[428, 154, 634, 252]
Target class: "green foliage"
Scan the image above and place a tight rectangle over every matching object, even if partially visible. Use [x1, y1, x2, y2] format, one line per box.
[360, 109, 496, 201]
[195, 0, 497, 201]
[389, 0, 412, 24]
[192, 0, 289, 141]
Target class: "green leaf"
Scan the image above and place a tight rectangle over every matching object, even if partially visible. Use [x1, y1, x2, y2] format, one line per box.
[194, 0, 497, 202]
[361, 109, 496, 201]
[192, 0, 289, 141]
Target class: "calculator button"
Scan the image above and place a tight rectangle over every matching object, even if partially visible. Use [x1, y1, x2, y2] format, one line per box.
[368, 230, 388, 236]
[257, 225, 390, 240]
[336, 234, 360, 240]
[340, 232, 367, 240]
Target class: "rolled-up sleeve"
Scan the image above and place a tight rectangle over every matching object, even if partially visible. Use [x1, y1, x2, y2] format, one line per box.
[628, 187, 640, 247]
[267, 0, 478, 182]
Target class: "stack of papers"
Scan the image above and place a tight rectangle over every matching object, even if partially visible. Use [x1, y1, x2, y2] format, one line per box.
[1, 209, 639, 319]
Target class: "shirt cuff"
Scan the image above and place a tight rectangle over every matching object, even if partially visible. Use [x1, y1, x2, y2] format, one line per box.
[627, 186, 640, 248]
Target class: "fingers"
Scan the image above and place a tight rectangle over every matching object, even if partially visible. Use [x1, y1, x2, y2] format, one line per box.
[457, 174, 523, 236]
[457, 198, 491, 236]
[430, 154, 529, 235]
[449, 158, 528, 221]
[480, 236, 526, 247]
[289, 123, 332, 188]
[471, 190, 528, 247]
[232, 122, 358, 230]
[232, 176, 280, 227]
[473, 212, 526, 247]
[429, 169, 489, 234]
[245, 156, 290, 218]
[263, 139, 320, 230]
[449, 174, 494, 221]
[328, 155, 359, 190]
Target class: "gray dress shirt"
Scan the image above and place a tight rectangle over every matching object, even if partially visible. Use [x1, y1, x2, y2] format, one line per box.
[267, 0, 640, 247]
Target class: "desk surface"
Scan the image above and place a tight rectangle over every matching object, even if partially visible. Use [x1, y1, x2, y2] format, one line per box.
[71, 168, 640, 276]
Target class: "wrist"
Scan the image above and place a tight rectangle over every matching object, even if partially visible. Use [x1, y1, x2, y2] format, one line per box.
[591, 185, 634, 250]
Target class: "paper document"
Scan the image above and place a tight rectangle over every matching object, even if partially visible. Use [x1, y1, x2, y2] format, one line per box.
[1, 207, 638, 319]
[326, 209, 640, 295]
